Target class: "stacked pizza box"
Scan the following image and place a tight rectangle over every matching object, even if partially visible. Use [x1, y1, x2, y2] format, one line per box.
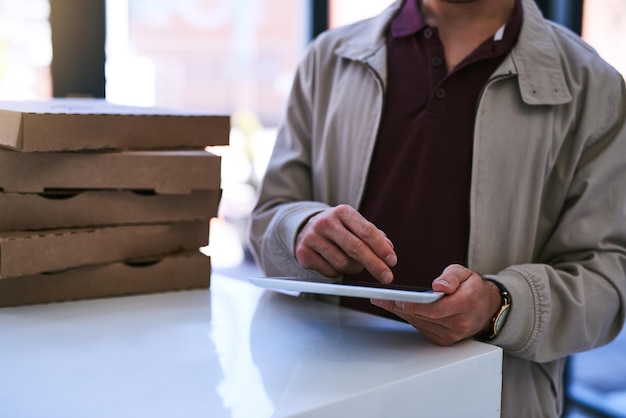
[0, 98, 229, 307]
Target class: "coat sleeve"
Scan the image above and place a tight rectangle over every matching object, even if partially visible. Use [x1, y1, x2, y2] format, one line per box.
[488, 75, 626, 363]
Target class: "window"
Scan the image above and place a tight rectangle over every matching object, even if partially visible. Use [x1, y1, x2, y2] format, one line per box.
[329, 0, 390, 28]
[106, 0, 308, 126]
[582, 0, 626, 78]
[0, 0, 51, 100]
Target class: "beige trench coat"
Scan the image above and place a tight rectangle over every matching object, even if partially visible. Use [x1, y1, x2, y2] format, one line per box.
[248, 0, 626, 416]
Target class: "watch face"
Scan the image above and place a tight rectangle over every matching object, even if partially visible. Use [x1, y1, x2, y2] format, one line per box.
[494, 305, 511, 334]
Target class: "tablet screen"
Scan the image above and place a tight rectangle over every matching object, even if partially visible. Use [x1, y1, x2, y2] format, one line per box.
[249, 276, 444, 304]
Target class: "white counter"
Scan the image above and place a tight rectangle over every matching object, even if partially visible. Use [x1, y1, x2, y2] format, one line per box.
[0, 273, 502, 418]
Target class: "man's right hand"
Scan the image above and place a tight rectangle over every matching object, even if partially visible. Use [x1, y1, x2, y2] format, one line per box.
[294, 204, 397, 283]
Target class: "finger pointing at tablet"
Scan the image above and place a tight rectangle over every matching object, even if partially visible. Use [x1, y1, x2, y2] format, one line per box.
[295, 205, 397, 283]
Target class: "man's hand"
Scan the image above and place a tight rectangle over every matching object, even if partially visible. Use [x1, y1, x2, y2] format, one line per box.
[295, 204, 397, 283]
[372, 264, 502, 346]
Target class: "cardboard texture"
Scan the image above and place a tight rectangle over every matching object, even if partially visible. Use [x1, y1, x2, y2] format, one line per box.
[0, 221, 209, 278]
[0, 99, 230, 151]
[0, 189, 221, 231]
[0, 251, 211, 308]
[0, 148, 221, 194]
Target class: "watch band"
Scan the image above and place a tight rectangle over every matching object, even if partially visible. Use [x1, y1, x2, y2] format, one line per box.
[476, 279, 511, 341]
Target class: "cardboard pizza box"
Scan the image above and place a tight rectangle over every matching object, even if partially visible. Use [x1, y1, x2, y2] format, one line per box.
[0, 148, 221, 194]
[0, 189, 221, 231]
[0, 98, 230, 152]
[0, 251, 211, 308]
[0, 221, 209, 278]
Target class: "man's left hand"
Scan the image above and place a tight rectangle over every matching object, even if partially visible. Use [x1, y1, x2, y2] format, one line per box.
[371, 264, 502, 346]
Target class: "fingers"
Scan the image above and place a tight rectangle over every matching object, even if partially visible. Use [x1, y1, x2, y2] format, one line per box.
[372, 298, 478, 346]
[295, 205, 397, 282]
[296, 235, 363, 278]
[327, 205, 398, 276]
[371, 298, 464, 346]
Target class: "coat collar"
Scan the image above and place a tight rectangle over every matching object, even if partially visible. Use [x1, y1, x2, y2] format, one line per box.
[333, 0, 572, 106]
[504, 0, 572, 104]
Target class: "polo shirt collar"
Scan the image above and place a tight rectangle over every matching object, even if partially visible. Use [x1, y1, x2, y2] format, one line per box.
[390, 0, 426, 38]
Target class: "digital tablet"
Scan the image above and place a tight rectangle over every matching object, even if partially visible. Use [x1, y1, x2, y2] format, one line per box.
[249, 276, 444, 304]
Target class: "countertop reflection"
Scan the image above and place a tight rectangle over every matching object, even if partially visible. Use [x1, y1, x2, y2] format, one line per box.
[0, 273, 501, 418]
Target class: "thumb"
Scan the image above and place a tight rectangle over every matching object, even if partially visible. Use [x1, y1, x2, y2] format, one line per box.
[432, 264, 472, 294]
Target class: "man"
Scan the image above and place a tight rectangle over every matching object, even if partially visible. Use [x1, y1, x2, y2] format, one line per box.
[247, 0, 626, 416]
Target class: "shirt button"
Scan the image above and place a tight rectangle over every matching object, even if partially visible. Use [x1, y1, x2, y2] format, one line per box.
[431, 56, 443, 67]
[424, 28, 433, 39]
[436, 88, 446, 99]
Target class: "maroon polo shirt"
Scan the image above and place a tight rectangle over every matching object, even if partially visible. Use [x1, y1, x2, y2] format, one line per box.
[341, 0, 522, 318]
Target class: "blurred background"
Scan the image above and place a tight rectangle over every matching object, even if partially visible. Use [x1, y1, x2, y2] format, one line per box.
[1, 1, 624, 417]
[1, 0, 625, 269]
